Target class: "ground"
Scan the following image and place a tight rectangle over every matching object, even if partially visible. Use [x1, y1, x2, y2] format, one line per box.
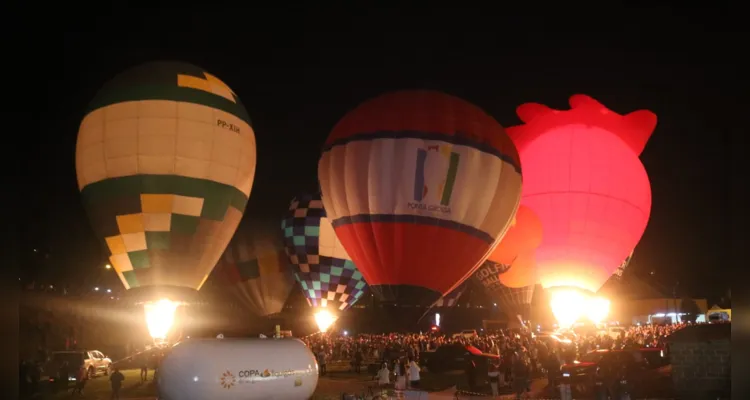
[34, 363, 551, 399]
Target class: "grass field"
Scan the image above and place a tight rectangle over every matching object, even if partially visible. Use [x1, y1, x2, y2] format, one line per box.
[41, 369, 156, 399]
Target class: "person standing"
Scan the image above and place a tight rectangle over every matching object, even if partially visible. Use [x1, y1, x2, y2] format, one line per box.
[71, 365, 87, 395]
[512, 353, 530, 400]
[354, 348, 363, 374]
[317, 347, 327, 376]
[488, 361, 500, 398]
[57, 361, 70, 392]
[395, 359, 407, 390]
[377, 363, 391, 387]
[110, 368, 125, 400]
[140, 351, 148, 382]
[407, 357, 420, 388]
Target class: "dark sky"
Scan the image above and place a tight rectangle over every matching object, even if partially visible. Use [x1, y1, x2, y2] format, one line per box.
[20, 11, 735, 303]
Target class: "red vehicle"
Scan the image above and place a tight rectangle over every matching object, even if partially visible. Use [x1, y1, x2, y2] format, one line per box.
[422, 344, 499, 374]
[561, 348, 672, 398]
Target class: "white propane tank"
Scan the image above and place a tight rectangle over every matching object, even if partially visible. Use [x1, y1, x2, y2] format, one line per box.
[158, 338, 319, 400]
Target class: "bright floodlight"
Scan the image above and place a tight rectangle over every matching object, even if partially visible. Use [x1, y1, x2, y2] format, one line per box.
[550, 289, 587, 328]
[144, 299, 179, 340]
[313, 309, 337, 333]
[585, 297, 611, 324]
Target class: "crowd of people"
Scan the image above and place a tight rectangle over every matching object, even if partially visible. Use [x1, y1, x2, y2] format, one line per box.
[303, 321, 701, 398]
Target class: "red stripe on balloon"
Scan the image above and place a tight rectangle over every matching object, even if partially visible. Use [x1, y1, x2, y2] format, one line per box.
[333, 221, 488, 296]
[325, 90, 519, 166]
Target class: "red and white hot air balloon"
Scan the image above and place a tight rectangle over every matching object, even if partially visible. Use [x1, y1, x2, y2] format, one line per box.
[318, 90, 522, 307]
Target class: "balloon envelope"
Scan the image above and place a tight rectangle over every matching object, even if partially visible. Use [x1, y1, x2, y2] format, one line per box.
[507, 94, 655, 293]
[319, 90, 522, 306]
[214, 225, 295, 316]
[497, 251, 537, 288]
[75, 61, 256, 299]
[487, 205, 543, 265]
[431, 282, 468, 308]
[473, 260, 534, 319]
[281, 194, 367, 311]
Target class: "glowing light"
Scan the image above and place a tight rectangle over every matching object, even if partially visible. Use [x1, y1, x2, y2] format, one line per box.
[550, 289, 587, 328]
[94, 287, 99, 291]
[343, 330, 348, 336]
[105, 264, 112, 269]
[507, 95, 655, 294]
[106, 289, 112, 293]
[585, 297, 611, 324]
[313, 309, 337, 333]
[144, 299, 179, 340]
[435, 313, 441, 327]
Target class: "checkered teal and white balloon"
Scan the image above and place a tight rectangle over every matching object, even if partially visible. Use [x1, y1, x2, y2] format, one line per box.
[281, 194, 367, 311]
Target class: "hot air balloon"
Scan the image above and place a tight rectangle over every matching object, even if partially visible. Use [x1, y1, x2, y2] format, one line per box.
[431, 282, 468, 308]
[474, 205, 541, 320]
[214, 224, 295, 316]
[281, 194, 368, 332]
[318, 90, 522, 307]
[487, 205, 543, 265]
[75, 61, 256, 342]
[473, 260, 534, 320]
[612, 252, 634, 280]
[507, 94, 655, 326]
[497, 251, 537, 288]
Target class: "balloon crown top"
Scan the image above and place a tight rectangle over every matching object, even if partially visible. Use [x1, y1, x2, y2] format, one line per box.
[506, 94, 657, 156]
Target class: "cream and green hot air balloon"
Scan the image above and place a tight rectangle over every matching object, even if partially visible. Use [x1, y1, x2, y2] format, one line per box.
[75, 61, 256, 340]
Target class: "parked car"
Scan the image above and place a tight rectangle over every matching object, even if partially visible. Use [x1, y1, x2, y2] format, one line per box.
[452, 329, 478, 339]
[47, 350, 112, 384]
[423, 344, 499, 374]
[561, 348, 671, 398]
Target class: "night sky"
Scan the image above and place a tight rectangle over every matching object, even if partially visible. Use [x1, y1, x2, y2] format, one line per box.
[20, 12, 734, 303]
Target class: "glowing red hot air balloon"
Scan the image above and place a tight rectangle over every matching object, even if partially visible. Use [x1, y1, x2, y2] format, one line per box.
[319, 90, 522, 306]
[497, 251, 537, 288]
[487, 205, 542, 265]
[506, 94, 655, 296]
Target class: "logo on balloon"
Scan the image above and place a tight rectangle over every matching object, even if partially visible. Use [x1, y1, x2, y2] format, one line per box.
[409, 145, 460, 214]
[474, 262, 510, 292]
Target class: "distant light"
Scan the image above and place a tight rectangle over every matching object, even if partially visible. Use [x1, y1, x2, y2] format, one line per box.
[105, 264, 112, 269]
[49, 285, 53, 289]
[493, 303, 497, 307]
[33, 249, 38, 253]
[650, 271, 655, 275]
[110, 296, 114, 300]
[106, 289, 112, 293]
[193, 376, 199, 382]
[94, 287, 99, 291]
[435, 313, 441, 327]
[343, 330, 348, 336]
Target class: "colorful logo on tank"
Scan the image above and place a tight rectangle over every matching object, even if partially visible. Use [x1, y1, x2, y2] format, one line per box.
[220, 370, 236, 389]
[409, 144, 460, 214]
